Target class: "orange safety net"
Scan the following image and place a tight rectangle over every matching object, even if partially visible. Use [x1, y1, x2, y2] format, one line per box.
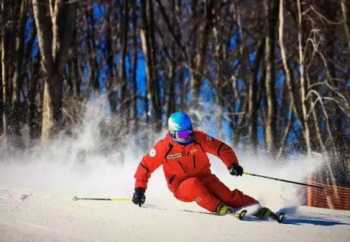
[306, 177, 350, 210]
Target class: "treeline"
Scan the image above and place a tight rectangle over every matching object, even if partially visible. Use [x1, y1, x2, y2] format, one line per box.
[0, 0, 349, 185]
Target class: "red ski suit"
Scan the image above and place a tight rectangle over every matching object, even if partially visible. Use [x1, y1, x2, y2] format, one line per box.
[134, 130, 257, 212]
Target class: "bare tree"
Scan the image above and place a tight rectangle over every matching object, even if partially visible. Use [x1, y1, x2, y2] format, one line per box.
[84, 1, 100, 92]
[32, 0, 76, 141]
[120, 0, 131, 121]
[0, 0, 6, 137]
[1, 0, 11, 139]
[0, 0, 28, 145]
[140, 0, 162, 131]
[190, 0, 217, 106]
[264, 0, 279, 155]
[296, 0, 312, 155]
[341, 0, 350, 50]
[277, 0, 297, 157]
[131, 0, 139, 132]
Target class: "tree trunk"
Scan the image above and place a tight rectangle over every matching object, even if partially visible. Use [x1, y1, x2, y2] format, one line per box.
[166, 0, 180, 119]
[120, 0, 130, 120]
[296, 0, 311, 155]
[166, 62, 176, 118]
[264, 0, 278, 155]
[12, 0, 28, 105]
[341, 0, 350, 51]
[105, 4, 118, 114]
[191, 0, 216, 106]
[140, 0, 161, 131]
[0, 0, 27, 144]
[248, 40, 264, 151]
[28, 58, 41, 140]
[0, 1, 4, 136]
[69, 27, 81, 97]
[1, 0, 9, 139]
[131, 0, 139, 133]
[32, 0, 75, 141]
[0, 45, 3, 137]
[84, 3, 100, 92]
[10, 0, 28, 147]
[277, 0, 298, 157]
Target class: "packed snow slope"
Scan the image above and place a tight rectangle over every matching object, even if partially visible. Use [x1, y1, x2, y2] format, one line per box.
[0, 189, 350, 242]
[1, 99, 349, 242]
[1, 160, 350, 242]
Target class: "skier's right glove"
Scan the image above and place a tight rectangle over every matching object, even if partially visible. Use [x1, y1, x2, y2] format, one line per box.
[132, 187, 146, 207]
[229, 164, 244, 176]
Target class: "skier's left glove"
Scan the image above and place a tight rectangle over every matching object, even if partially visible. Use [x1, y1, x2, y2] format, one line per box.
[229, 164, 243, 176]
[132, 187, 146, 207]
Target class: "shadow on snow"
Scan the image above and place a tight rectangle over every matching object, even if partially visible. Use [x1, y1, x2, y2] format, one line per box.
[145, 204, 350, 226]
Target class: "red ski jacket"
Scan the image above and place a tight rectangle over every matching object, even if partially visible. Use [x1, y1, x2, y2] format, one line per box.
[134, 130, 239, 193]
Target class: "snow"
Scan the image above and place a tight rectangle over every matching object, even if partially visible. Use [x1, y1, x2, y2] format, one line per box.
[0, 163, 349, 242]
[0, 188, 349, 242]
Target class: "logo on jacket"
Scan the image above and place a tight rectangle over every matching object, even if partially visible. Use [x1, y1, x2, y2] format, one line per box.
[149, 148, 156, 157]
[166, 153, 182, 160]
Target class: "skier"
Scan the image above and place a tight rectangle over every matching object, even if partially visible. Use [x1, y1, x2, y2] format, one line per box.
[132, 112, 276, 218]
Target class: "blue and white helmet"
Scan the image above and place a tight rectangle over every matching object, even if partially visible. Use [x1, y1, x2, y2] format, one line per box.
[168, 112, 193, 144]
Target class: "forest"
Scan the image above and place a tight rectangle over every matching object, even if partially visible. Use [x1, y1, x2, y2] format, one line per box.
[1, 0, 350, 186]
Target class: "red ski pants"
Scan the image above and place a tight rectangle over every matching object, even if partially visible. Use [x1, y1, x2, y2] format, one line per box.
[174, 174, 257, 212]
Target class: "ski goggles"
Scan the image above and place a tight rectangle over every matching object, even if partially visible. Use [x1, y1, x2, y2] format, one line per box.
[171, 130, 193, 144]
[177, 130, 192, 139]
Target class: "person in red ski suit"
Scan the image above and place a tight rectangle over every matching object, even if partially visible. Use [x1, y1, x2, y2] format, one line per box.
[132, 112, 258, 214]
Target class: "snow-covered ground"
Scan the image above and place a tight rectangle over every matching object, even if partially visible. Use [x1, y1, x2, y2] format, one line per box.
[0, 187, 349, 242]
[1, 157, 350, 242]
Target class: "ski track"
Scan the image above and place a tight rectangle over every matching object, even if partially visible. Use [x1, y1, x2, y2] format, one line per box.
[0, 189, 349, 242]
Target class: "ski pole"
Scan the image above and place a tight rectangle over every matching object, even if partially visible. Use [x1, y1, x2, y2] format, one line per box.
[73, 196, 131, 202]
[244, 172, 324, 189]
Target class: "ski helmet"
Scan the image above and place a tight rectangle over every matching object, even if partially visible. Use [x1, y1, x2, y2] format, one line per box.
[168, 112, 193, 144]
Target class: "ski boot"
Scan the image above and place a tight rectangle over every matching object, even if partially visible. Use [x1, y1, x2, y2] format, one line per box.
[252, 206, 285, 223]
[216, 204, 247, 220]
[216, 203, 233, 216]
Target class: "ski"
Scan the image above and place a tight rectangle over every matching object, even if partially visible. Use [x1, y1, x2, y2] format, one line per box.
[275, 212, 286, 223]
[264, 210, 285, 223]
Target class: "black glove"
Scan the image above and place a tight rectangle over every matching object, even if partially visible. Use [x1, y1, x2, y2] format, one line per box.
[132, 187, 146, 207]
[229, 164, 243, 176]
